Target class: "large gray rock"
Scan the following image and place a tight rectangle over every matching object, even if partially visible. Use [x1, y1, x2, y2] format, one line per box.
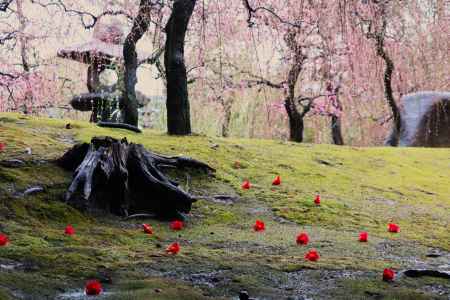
[390, 92, 450, 147]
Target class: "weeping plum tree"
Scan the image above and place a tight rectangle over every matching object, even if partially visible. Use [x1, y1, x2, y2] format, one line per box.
[122, 0, 154, 126]
[165, 0, 196, 135]
[242, 0, 345, 143]
[353, 0, 402, 146]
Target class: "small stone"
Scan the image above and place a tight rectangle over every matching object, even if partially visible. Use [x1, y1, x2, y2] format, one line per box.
[25, 147, 32, 155]
[0, 159, 25, 168]
[23, 186, 44, 196]
[403, 269, 450, 279]
[426, 250, 443, 258]
[239, 290, 249, 300]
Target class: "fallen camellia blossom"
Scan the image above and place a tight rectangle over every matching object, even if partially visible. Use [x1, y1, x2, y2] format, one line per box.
[272, 175, 281, 186]
[296, 232, 309, 245]
[64, 225, 75, 235]
[242, 180, 251, 190]
[142, 224, 153, 234]
[253, 220, 265, 232]
[0, 234, 9, 246]
[314, 194, 321, 206]
[0, 142, 5, 151]
[359, 231, 368, 242]
[170, 220, 183, 231]
[383, 268, 395, 281]
[166, 242, 180, 254]
[85, 280, 102, 296]
[305, 249, 320, 261]
[388, 223, 400, 233]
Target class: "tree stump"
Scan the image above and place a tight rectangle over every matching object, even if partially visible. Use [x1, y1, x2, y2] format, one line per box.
[57, 137, 215, 219]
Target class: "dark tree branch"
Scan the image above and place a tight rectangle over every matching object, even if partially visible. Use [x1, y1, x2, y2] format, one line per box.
[0, 70, 19, 79]
[242, 0, 308, 28]
[138, 47, 164, 66]
[0, 30, 18, 44]
[0, 0, 13, 12]
[30, 0, 134, 29]
[122, 0, 155, 126]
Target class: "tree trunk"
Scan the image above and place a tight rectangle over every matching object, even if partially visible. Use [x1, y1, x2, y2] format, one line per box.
[285, 98, 305, 142]
[57, 137, 214, 219]
[16, 0, 29, 73]
[221, 100, 232, 137]
[165, 0, 196, 135]
[331, 115, 344, 145]
[122, 0, 153, 127]
[376, 5, 402, 146]
[283, 30, 306, 143]
[330, 86, 344, 145]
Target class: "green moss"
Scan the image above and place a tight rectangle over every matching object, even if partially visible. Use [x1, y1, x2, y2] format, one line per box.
[108, 277, 217, 300]
[0, 113, 449, 299]
[330, 278, 448, 300]
[0, 287, 13, 300]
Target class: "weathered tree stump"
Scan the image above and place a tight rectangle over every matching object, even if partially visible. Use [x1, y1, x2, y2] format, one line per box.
[57, 137, 215, 219]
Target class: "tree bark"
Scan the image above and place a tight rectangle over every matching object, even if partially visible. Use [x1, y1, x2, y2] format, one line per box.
[330, 85, 344, 145]
[375, 4, 402, 146]
[284, 59, 304, 143]
[122, 0, 153, 126]
[221, 99, 233, 137]
[285, 103, 305, 142]
[165, 0, 196, 135]
[331, 115, 344, 145]
[283, 30, 307, 143]
[57, 136, 214, 219]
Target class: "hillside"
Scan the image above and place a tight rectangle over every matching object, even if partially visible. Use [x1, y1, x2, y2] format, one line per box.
[0, 113, 449, 299]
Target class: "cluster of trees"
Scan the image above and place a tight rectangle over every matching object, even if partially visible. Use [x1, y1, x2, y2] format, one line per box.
[1, 0, 448, 145]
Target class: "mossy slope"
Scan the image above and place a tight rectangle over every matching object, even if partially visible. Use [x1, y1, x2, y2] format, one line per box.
[0, 113, 448, 299]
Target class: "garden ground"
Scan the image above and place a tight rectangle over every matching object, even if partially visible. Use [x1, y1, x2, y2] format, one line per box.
[0, 113, 449, 299]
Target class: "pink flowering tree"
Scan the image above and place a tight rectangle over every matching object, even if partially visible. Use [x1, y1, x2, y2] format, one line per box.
[239, 0, 347, 143]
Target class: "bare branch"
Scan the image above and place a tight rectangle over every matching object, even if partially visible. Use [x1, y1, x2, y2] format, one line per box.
[138, 47, 164, 65]
[0, 30, 18, 44]
[0, 70, 19, 79]
[30, 0, 134, 29]
[0, 0, 13, 12]
[242, 0, 309, 28]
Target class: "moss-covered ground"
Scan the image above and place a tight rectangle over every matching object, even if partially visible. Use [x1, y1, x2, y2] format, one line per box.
[0, 113, 449, 299]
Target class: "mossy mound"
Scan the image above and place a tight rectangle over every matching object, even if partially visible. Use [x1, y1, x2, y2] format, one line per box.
[0, 113, 448, 299]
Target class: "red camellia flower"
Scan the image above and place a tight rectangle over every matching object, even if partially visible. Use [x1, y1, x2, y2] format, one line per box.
[85, 280, 102, 296]
[388, 223, 400, 233]
[142, 224, 153, 234]
[253, 220, 265, 232]
[359, 231, 368, 242]
[166, 242, 180, 254]
[64, 225, 75, 235]
[170, 220, 183, 231]
[296, 232, 309, 245]
[314, 194, 321, 206]
[383, 268, 395, 281]
[0, 234, 9, 246]
[0, 142, 5, 151]
[272, 175, 281, 186]
[242, 180, 251, 190]
[305, 249, 320, 261]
